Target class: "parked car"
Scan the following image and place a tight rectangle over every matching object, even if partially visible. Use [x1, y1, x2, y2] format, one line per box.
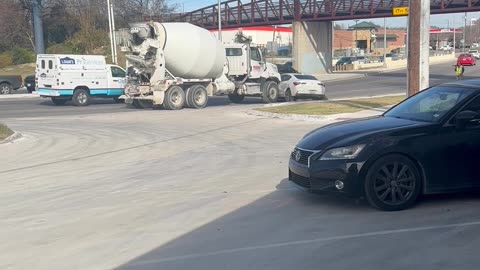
[468, 50, 480, 59]
[457, 53, 476, 66]
[336, 56, 370, 66]
[0, 75, 23, 95]
[289, 80, 480, 211]
[24, 75, 35, 93]
[279, 73, 326, 102]
[335, 56, 355, 65]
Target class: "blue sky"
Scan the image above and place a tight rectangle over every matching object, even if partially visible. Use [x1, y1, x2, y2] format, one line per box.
[169, 0, 480, 28]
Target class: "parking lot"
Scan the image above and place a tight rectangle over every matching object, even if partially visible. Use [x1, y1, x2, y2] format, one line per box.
[2, 63, 480, 270]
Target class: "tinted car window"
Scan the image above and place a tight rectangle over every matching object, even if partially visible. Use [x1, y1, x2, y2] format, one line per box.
[385, 86, 474, 122]
[281, 75, 291, 81]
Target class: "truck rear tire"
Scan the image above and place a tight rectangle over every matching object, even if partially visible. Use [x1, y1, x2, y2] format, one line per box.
[51, 97, 67, 106]
[72, 88, 91, 106]
[163, 86, 185, 110]
[187, 85, 208, 109]
[228, 93, 245, 103]
[261, 81, 279, 103]
[0, 83, 12, 95]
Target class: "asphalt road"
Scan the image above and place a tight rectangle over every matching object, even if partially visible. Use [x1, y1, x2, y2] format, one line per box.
[2, 62, 480, 269]
[2, 62, 477, 119]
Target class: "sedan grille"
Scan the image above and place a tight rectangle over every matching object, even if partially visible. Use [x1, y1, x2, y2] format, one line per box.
[291, 147, 314, 165]
[289, 171, 311, 189]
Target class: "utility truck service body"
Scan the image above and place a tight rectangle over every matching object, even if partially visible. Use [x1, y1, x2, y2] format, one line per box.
[36, 54, 126, 106]
[118, 22, 281, 109]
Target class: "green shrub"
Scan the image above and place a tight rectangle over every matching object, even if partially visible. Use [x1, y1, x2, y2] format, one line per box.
[10, 48, 35, 65]
[47, 43, 75, 54]
[0, 53, 13, 68]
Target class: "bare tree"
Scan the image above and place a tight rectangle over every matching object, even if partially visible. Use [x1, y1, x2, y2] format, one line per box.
[0, 0, 35, 51]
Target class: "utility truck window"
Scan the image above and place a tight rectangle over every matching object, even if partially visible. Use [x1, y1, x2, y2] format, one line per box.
[41, 60, 45, 69]
[111, 67, 126, 78]
[49, 60, 53, 69]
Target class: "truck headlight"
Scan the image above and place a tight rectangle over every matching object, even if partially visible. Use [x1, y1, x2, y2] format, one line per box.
[319, 145, 365, 160]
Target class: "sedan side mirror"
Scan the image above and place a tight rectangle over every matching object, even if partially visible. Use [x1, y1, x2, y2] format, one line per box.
[455, 110, 480, 128]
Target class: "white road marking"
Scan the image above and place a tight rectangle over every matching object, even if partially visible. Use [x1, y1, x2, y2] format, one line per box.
[129, 220, 480, 266]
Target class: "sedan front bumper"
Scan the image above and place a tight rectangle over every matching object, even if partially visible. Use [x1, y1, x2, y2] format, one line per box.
[288, 158, 363, 196]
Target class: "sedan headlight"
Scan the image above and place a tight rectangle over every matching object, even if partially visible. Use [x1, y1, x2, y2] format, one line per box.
[319, 145, 366, 160]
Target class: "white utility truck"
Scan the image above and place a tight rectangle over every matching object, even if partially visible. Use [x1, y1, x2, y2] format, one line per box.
[118, 22, 281, 109]
[36, 54, 127, 106]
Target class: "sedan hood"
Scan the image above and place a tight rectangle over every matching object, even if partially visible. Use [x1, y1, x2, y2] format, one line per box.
[297, 116, 426, 150]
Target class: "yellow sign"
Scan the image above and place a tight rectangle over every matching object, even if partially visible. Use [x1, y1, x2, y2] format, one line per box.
[392, 7, 408, 16]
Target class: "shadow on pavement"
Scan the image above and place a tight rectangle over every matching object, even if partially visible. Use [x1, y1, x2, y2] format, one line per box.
[115, 178, 480, 270]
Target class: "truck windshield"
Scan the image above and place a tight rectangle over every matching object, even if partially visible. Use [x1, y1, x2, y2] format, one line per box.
[226, 48, 242, 56]
[250, 48, 262, 61]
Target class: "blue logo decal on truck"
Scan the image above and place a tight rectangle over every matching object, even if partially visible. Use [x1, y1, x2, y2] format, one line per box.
[60, 57, 75, 64]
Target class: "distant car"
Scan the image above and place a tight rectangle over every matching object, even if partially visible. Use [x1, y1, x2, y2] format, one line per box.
[289, 80, 480, 211]
[457, 53, 476, 66]
[335, 56, 370, 66]
[24, 75, 35, 93]
[0, 75, 23, 95]
[469, 50, 480, 59]
[279, 73, 326, 102]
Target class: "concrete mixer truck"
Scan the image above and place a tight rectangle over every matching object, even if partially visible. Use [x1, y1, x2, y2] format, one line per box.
[117, 22, 281, 110]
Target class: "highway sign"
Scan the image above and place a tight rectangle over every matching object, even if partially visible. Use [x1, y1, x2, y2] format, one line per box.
[392, 7, 408, 16]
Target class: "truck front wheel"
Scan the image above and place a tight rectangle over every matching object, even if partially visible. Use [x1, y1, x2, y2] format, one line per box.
[261, 81, 279, 103]
[72, 88, 91, 106]
[163, 86, 185, 110]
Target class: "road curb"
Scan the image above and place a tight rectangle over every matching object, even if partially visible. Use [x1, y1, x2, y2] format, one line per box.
[247, 93, 400, 122]
[0, 132, 23, 145]
[0, 93, 40, 100]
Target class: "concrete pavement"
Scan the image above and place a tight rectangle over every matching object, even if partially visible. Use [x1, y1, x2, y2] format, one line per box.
[2, 100, 480, 270]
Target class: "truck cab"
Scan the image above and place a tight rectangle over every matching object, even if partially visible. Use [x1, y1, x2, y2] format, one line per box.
[224, 43, 281, 103]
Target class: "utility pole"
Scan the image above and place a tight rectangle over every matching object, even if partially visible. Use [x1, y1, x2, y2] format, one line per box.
[32, 0, 45, 54]
[407, 0, 430, 96]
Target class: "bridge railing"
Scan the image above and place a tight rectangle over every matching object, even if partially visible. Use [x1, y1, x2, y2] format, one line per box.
[159, 0, 480, 29]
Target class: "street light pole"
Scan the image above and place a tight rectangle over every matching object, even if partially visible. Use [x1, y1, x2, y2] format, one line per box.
[464, 12, 467, 52]
[107, 0, 115, 64]
[383, 17, 387, 68]
[453, 16, 456, 56]
[355, 19, 359, 53]
[110, 2, 118, 65]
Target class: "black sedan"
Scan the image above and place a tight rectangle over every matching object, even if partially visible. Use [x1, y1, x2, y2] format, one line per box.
[24, 75, 35, 93]
[289, 80, 480, 211]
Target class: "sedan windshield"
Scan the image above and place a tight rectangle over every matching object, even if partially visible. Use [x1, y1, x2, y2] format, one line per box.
[384, 86, 474, 122]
